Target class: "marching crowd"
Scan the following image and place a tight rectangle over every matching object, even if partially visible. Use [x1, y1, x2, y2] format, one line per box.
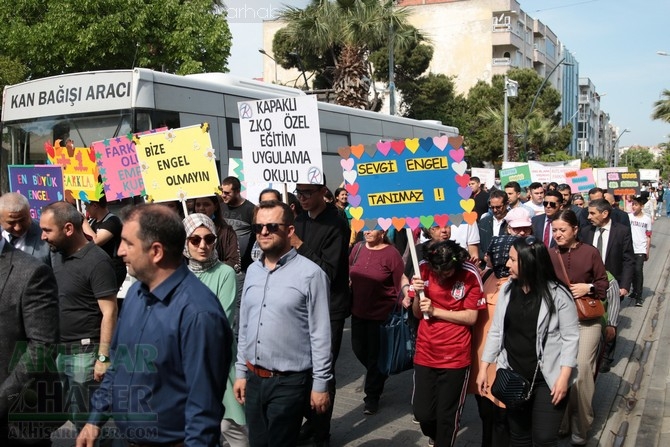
[0, 174, 660, 447]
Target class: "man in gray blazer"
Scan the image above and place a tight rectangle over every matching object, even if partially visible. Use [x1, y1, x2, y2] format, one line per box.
[0, 239, 60, 446]
[0, 193, 51, 266]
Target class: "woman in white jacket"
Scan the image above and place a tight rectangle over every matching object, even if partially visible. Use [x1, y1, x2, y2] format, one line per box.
[476, 236, 579, 446]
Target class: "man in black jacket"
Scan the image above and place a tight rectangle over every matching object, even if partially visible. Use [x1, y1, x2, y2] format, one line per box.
[292, 181, 350, 447]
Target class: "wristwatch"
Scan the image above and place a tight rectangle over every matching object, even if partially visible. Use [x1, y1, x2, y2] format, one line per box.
[97, 354, 110, 363]
[589, 284, 595, 295]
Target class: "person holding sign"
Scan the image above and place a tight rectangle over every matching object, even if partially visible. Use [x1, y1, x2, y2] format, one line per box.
[410, 240, 485, 447]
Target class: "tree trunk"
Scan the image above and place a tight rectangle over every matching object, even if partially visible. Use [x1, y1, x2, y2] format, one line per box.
[333, 44, 370, 109]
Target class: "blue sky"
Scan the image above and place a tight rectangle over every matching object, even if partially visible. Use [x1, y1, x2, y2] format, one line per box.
[226, 0, 670, 148]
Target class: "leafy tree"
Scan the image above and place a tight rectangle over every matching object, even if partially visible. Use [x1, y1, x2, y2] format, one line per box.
[652, 89, 670, 123]
[275, 0, 421, 109]
[0, 0, 232, 80]
[622, 146, 655, 170]
[0, 56, 28, 100]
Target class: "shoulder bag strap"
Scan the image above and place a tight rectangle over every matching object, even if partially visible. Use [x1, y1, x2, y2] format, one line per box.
[350, 241, 363, 266]
[554, 250, 571, 286]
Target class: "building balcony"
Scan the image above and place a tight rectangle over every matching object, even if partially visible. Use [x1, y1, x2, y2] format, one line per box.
[533, 48, 546, 65]
[492, 29, 524, 49]
[493, 57, 512, 66]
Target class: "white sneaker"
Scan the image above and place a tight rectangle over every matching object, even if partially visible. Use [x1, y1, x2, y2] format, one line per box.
[570, 434, 587, 445]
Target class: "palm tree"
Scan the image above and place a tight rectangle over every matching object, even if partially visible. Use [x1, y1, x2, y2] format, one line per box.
[652, 89, 670, 123]
[276, 0, 421, 109]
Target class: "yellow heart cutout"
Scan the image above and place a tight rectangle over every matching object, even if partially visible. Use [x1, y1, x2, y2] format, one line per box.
[349, 207, 364, 220]
[460, 199, 475, 213]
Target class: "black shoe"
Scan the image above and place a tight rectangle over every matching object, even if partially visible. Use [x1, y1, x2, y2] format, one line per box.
[635, 299, 644, 307]
[363, 399, 379, 415]
[297, 422, 314, 446]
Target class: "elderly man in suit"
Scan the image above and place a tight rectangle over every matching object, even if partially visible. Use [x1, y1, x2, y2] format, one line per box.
[0, 237, 60, 446]
[0, 193, 51, 265]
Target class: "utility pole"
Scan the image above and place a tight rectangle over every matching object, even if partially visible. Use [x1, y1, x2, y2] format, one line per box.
[503, 76, 518, 162]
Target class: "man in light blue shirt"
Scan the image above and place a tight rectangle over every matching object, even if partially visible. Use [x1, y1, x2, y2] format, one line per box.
[234, 200, 332, 447]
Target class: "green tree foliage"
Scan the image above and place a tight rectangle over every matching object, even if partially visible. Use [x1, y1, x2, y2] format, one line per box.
[0, 56, 28, 99]
[461, 68, 572, 167]
[652, 89, 670, 123]
[0, 0, 231, 80]
[275, 0, 421, 109]
[622, 146, 656, 170]
[397, 74, 467, 129]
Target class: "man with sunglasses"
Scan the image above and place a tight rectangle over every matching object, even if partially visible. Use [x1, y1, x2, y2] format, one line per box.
[234, 200, 332, 447]
[477, 189, 509, 260]
[291, 181, 349, 447]
[531, 190, 564, 247]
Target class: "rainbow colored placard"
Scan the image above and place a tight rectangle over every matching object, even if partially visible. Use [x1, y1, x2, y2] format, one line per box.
[564, 168, 596, 194]
[7, 165, 64, 218]
[91, 128, 167, 202]
[339, 136, 475, 233]
[44, 139, 98, 202]
[134, 123, 220, 203]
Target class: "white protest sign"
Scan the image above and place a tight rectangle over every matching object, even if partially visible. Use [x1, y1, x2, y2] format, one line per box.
[471, 167, 495, 189]
[238, 96, 324, 185]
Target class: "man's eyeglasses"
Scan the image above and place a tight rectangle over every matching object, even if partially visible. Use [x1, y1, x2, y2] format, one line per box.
[251, 223, 288, 234]
[543, 201, 559, 208]
[294, 189, 320, 199]
[188, 234, 217, 246]
[490, 205, 505, 211]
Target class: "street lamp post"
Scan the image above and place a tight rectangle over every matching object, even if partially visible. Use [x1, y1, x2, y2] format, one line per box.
[258, 49, 278, 83]
[614, 128, 630, 167]
[503, 76, 518, 162]
[523, 57, 572, 158]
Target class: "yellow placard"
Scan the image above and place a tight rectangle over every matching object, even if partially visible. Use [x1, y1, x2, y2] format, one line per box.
[46, 139, 98, 202]
[135, 124, 220, 202]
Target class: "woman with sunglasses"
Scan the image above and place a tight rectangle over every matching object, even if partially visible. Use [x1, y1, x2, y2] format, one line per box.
[477, 236, 579, 446]
[182, 213, 247, 447]
[410, 240, 485, 447]
[349, 229, 404, 415]
[548, 209, 608, 445]
[195, 195, 241, 273]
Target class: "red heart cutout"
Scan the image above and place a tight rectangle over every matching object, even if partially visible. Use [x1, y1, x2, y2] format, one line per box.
[434, 214, 449, 227]
[345, 183, 359, 195]
[391, 140, 405, 154]
[455, 174, 470, 187]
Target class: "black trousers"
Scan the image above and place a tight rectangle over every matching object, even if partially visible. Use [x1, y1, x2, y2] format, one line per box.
[631, 254, 646, 300]
[506, 382, 569, 447]
[351, 316, 388, 403]
[475, 394, 510, 447]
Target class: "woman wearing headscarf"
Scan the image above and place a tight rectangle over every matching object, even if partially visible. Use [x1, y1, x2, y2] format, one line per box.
[183, 213, 247, 447]
[194, 195, 241, 273]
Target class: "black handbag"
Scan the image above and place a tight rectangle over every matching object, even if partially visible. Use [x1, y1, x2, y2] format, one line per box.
[378, 293, 415, 376]
[490, 320, 549, 408]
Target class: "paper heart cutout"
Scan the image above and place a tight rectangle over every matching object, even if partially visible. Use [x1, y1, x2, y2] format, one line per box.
[378, 217, 393, 231]
[459, 199, 475, 213]
[391, 140, 405, 154]
[364, 219, 378, 230]
[44, 141, 55, 159]
[364, 144, 377, 157]
[448, 214, 464, 226]
[391, 217, 406, 231]
[452, 161, 467, 175]
[433, 135, 449, 151]
[405, 138, 420, 153]
[419, 137, 434, 152]
[434, 214, 449, 227]
[340, 158, 354, 171]
[420, 215, 435, 228]
[349, 207, 364, 220]
[406, 217, 420, 230]
[448, 136, 464, 149]
[455, 174, 470, 187]
[463, 212, 478, 225]
[348, 194, 361, 207]
[449, 148, 465, 162]
[351, 219, 365, 233]
[351, 144, 365, 159]
[376, 141, 392, 156]
[457, 187, 472, 199]
[345, 183, 359, 195]
[343, 170, 357, 184]
[337, 146, 351, 159]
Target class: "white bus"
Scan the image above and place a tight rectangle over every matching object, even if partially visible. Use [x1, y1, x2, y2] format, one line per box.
[1, 68, 459, 194]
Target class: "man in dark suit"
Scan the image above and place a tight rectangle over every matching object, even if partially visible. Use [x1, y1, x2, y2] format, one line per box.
[478, 189, 508, 259]
[578, 188, 630, 228]
[0, 193, 51, 265]
[0, 239, 60, 446]
[531, 190, 563, 248]
[580, 198, 635, 373]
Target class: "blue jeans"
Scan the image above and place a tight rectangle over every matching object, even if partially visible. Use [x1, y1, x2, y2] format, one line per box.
[245, 371, 311, 447]
[56, 351, 98, 429]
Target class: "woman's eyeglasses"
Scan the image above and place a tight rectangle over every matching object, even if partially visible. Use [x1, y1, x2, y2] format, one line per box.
[188, 234, 217, 246]
[251, 223, 288, 234]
